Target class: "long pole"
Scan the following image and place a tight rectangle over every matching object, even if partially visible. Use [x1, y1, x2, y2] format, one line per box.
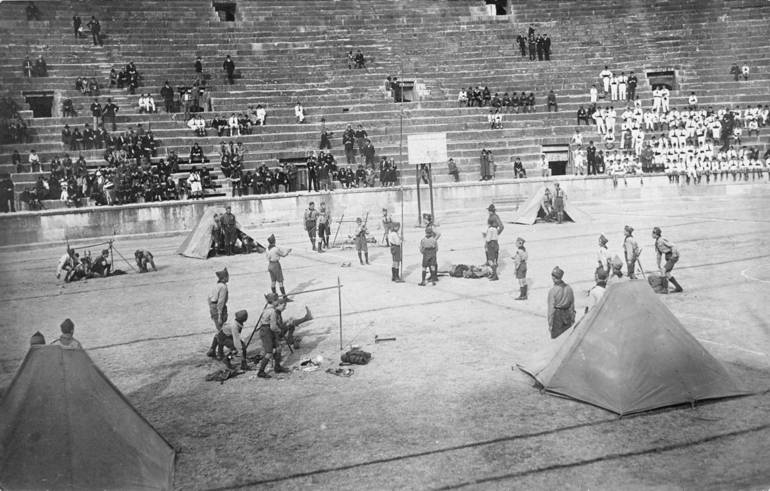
[400, 186, 404, 279]
[337, 276, 343, 350]
[428, 163, 435, 220]
[416, 165, 422, 226]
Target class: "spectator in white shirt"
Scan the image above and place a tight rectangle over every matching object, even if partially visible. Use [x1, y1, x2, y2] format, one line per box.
[228, 113, 240, 137]
[138, 93, 156, 113]
[294, 102, 305, 123]
[687, 92, 698, 112]
[589, 84, 598, 103]
[599, 66, 612, 94]
[254, 104, 266, 126]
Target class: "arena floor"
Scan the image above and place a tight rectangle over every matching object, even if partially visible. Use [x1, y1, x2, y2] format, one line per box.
[1, 182, 769, 490]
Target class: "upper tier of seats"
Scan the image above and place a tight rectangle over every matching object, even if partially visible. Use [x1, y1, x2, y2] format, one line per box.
[1, 0, 768, 197]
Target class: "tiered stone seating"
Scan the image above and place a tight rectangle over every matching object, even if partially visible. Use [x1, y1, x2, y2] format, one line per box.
[1, 0, 769, 207]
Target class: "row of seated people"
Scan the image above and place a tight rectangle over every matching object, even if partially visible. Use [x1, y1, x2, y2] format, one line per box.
[75, 77, 101, 96]
[663, 148, 770, 185]
[458, 87, 538, 112]
[585, 102, 767, 151]
[188, 108, 268, 137]
[60, 123, 160, 156]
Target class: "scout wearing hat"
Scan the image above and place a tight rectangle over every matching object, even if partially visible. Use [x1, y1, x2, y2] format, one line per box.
[553, 183, 566, 224]
[255, 292, 313, 378]
[206, 267, 229, 358]
[547, 267, 575, 339]
[220, 206, 237, 256]
[596, 234, 610, 278]
[354, 217, 369, 265]
[623, 225, 641, 279]
[485, 203, 504, 281]
[513, 237, 528, 300]
[652, 226, 683, 293]
[387, 222, 405, 283]
[303, 201, 319, 251]
[218, 309, 249, 370]
[134, 249, 156, 273]
[266, 234, 293, 302]
[381, 207, 393, 247]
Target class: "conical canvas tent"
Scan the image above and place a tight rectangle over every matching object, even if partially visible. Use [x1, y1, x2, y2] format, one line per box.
[510, 186, 588, 225]
[0, 345, 175, 490]
[518, 281, 749, 415]
[177, 207, 219, 259]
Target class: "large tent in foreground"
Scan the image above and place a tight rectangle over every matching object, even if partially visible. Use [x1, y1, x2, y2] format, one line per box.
[0, 345, 175, 490]
[510, 186, 589, 225]
[518, 281, 749, 415]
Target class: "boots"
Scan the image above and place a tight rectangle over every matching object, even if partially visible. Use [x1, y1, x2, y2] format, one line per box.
[419, 270, 427, 286]
[274, 352, 290, 374]
[669, 276, 683, 293]
[365, 252, 369, 265]
[392, 268, 404, 282]
[206, 335, 219, 358]
[489, 265, 499, 281]
[280, 286, 292, 302]
[297, 306, 313, 325]
[358, 252, 364, 265]
[257, 357, 271, 378]
[430, 267, 438, 285]
[515, 285, 528, 300]
[311, 239, 316, 251]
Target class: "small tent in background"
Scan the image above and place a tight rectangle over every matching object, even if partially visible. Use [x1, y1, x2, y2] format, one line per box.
[509, 186, 588, 225]
[0, 345, 175, 490]
[177, 207, 264, 259]
[518, 281, 749, 415]
[177, 207, 220, 259]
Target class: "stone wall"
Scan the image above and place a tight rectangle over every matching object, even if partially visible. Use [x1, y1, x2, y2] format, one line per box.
[0, 176, 761, 247]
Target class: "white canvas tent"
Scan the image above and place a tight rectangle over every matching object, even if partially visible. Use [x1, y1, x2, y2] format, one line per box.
[510, 186, 589, 225]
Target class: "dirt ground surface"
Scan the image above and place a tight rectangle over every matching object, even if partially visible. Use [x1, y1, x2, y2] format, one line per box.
[1, 182, 770, 490]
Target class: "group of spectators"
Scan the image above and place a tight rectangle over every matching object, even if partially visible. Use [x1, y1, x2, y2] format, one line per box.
[75, 76, 100, 96]
[109, 62, 142, 94]
[516, 25, 552, 61]
[73, 15, 102, 45]
[22, 55, 47, 77]
[203, 107, 267, 137]
[1, 97, 29, 145]
[342, 124, 377, 167]
[346, 50, 366, 69]
[458, 87, 537, 113]
[593, 67, 639, 102]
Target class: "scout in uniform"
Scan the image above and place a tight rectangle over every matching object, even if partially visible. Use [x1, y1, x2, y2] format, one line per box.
[206, 268, 229, 358]
[653, 227, 683, 293]
[388, 222, 404, 282]
[354, 217, 369, 265]
[317, 202, 331, 252]
[623, 225, 641, 279]
[547, 267, 575, 339]
[266, 234, 292, 301]
[303, 201, 319, 251]
[513, 237, 528, 300]
[418, 227, 438, 286]
[553, 183, 566, 224]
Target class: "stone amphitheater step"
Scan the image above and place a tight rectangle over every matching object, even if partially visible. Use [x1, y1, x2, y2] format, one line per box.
[2, 0, 769, 188]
